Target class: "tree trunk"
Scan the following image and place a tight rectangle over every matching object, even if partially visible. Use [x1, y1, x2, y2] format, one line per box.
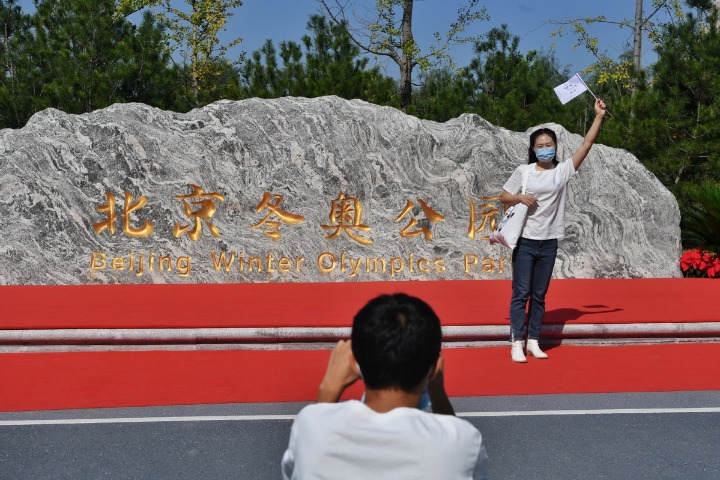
[633, 0, 643, 73]
[399, 0, 414, 109]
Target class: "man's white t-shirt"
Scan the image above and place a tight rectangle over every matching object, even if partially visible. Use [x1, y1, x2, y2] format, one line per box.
[502, 159, 576, 240]
[281, 400, 489, 480]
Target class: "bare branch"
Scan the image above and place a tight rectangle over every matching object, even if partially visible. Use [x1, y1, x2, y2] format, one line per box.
[319, 0, 401, 64]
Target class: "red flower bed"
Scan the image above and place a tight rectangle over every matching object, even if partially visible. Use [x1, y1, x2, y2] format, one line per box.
[680, 249, 720, 278]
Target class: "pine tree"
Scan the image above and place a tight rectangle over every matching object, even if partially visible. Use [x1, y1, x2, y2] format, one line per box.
[239, 15, 396, 105]
[0, 0, 33, 128]
[25, 0, 184, 116]
[623, 4, 720, 209]
[461, 25, 586, 133]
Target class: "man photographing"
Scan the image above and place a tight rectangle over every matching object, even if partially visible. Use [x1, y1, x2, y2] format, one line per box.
[282, 293, 489, 479]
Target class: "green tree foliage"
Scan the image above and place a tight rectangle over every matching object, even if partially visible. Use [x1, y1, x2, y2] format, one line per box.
[320, 0, 487, 109]
[460, 25, 587, 133]
[1, 0, 185, 127]
[239, 15, 396, 105]
[651, 6, 720, 189]
[120, 12, 190, 111]
[239, 39, 285, 98]
[603, 4, 720, 211]
[0, 0, 33, 128]
[116, 0, 244, 107]
[592, 1, 720, 251]
[30, 0, 149, 114]
[408, 68, 471, 122]
[681, 181, 720, 252]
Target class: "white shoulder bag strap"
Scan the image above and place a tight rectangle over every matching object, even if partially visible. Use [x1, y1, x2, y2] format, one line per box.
[521, 164, 531, 195]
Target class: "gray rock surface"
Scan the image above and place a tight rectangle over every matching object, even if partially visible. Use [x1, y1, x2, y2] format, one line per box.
[0, 96, 681, 284]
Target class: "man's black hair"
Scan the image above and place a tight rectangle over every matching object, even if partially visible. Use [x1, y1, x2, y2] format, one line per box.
[351, 293, 442, 392]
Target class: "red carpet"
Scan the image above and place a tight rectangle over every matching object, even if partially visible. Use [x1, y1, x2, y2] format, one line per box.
[2, 278, 718, 329]
[1, 343, 719, 412]
[2, 279, 718, 412]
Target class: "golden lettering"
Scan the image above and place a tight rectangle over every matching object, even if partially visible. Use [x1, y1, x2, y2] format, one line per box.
[173, 184, 225, 241]
[390, 258, 404, 277]
[177, 256, 191, 277]
[210, 252, 304, 274]
[349, 256, 363, 277]
[464, 254, 508, 275]
[90, 252, 107, 269]
[266, 253, 276, 272]
[135, 254, 144, 276]
[339, 252, 349, 273]
[468, 196, 502, 240]
[247, 257, 262, 272]
[122, 192, 154, 238]
[365, 258, 387, 273]
[277, 257, 291, 273]
[211, 251, 236, 272]
[90, 252, 190, 277]
[321, 192, 373, 246]
[93, 193, 117, 235]
[418, 258, 430, 273]
[92, 249, 510, 278]
[464, 254, 479, 273]
[250, 192, 305, 240]
[318, 252, 336, 273]
[395, 199, 445, 240]
[482, 257, 495, 273]
[158, 255, 172, 271]
[316, 253, 448, 277]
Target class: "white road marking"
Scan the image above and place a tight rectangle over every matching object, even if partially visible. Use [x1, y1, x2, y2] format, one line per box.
[2, 408, 720, 426]
[0, 415, 297, 426]
[458, 407, 720, 417]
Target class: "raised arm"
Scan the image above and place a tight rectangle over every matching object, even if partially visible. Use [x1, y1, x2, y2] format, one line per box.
[572, 98, 607, 171]
[426, 353, 456, 416]
[317, 340, 361, 403]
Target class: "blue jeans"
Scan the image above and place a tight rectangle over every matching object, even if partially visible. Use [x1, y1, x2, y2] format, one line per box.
[510, 237, 558, 341]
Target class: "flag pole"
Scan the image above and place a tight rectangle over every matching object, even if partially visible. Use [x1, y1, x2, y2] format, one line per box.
[576, 73, 611, 117]
[576, 74, 598, 101]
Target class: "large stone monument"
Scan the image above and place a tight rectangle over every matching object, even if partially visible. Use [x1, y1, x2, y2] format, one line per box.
[0, 96, 681, 285]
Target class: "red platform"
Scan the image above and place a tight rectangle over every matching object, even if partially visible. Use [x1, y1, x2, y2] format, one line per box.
[1, 343, 719, 412]
[1, 278, 717, 329]
[1, 278, 718, 412]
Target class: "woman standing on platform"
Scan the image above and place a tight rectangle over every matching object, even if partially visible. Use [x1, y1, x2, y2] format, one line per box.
[499, 98, 607, 363]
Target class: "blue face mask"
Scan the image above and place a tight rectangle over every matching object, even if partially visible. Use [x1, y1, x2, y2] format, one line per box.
[535, 147, 556, 162]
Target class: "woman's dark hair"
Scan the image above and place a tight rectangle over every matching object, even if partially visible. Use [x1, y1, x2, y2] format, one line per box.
[527, 127, 559, 165]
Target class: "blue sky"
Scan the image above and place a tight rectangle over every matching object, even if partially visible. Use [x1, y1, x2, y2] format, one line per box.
[17, 0, 672, 77]
[230, 0, 665, 75]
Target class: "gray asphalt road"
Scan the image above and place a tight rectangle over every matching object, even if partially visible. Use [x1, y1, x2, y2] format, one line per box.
[1, 391, 719, 480]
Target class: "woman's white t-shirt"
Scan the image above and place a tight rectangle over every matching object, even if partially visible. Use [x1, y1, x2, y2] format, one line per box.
[502, 159, 576, 240]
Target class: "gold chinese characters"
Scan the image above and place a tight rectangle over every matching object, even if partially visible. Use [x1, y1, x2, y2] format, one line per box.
[93, 187, 504, 244]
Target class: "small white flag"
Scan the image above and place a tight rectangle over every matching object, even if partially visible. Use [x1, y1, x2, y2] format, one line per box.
[553, 73, 588, 105]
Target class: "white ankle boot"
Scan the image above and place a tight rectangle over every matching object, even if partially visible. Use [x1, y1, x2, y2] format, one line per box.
[511, 340, 527, 363]
[527, 339, 549, 359]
